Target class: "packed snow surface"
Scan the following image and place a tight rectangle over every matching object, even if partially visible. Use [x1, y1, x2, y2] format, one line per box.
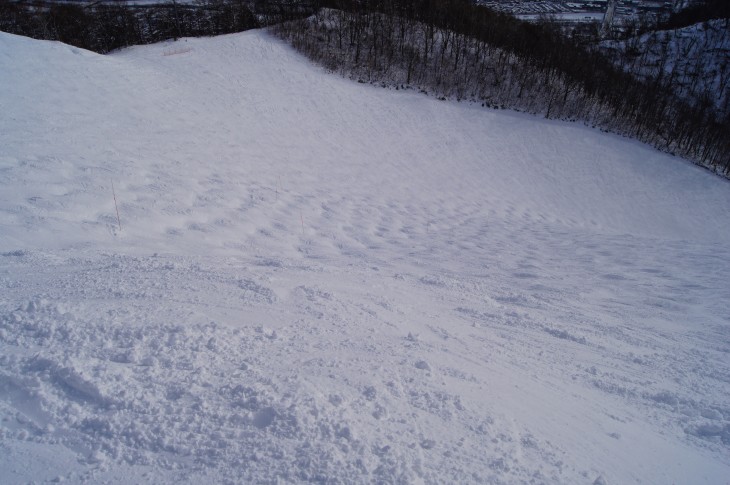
[1, 29, 730, 484]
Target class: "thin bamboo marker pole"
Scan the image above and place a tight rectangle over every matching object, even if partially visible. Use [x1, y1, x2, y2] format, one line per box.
[300, 211, 304, 235]
[111, 179, 121, 232]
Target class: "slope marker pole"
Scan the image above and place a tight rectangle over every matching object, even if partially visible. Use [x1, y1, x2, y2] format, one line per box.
[111, 179, 122, 232]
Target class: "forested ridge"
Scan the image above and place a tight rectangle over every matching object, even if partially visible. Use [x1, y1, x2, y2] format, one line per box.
[0, 0, 313, 53]
[1, 0, 728, 175]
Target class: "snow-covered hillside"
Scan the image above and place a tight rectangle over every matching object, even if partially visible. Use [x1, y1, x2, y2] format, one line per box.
[601, 19, 730, 115]
[1, 29, 729, 484]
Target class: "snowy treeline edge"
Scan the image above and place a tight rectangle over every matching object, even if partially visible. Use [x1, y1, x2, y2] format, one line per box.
[274, 0, 729, 176]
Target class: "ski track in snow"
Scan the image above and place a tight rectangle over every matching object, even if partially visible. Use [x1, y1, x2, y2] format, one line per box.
[1, 30, 730, 484]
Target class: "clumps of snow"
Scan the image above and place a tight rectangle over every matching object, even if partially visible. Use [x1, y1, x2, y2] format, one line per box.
[542, 326, 588, 344]
[414, 360, 431, 371]
[650, 390, 680, 407]
[1, 252, 626, 483]
[238, 279, 278, 304]
[686, 424, 730, 445]
[2, 295, 384, 480]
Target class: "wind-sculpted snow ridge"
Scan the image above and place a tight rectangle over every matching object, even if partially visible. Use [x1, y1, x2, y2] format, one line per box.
[1, 29, 730, 483]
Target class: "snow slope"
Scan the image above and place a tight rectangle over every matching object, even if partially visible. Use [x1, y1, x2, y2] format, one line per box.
[1, 29, 730, 484]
